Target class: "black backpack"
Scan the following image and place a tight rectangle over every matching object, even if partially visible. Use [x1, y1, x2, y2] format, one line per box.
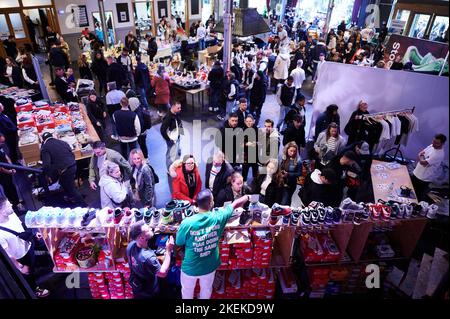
[149, 164, 159, 184]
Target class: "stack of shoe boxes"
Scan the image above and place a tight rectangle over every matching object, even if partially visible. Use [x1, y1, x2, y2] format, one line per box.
[252, 229, 273, 268]
[88, 264, 133, 299]
[308, 268, 330, 293]
[211, 269, 276, 299]
[218, 239, 230, 270]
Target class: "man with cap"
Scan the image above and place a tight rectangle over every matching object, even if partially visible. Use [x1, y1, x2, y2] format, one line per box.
[176, 189, 249, 299]
[40, 132, 86, 206]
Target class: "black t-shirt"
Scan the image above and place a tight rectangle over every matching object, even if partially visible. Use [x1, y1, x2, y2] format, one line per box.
[126, 241, 161, 298]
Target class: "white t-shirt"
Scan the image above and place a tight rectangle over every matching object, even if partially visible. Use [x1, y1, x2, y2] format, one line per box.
[278, 29, 289, 46]
[290, 67, 305, 89]
[97, 153, 106, 177]
[413, 145, 445, 182]
[0, 214, 31, 260]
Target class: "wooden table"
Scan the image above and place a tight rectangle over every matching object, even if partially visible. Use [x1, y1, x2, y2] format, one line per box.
[370, 160, 418, 204]
[170, 83, 209, 113]
[19, 103, 100, 166]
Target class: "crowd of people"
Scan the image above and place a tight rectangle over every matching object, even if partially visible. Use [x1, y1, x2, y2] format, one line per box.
[0, 8, 448, 300]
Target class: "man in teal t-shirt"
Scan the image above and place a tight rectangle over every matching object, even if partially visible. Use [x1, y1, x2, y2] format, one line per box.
[176, 189, 249, 299]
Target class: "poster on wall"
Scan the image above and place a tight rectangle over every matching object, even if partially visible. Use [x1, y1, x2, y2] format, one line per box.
[116, 3, 130, 23]
[191, 0, 200, 16]
[157, 1, 168, 19]
[71, 5, 89, 27]
[383, 34, 449, 75]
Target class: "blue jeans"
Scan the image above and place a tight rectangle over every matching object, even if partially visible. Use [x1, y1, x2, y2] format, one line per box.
[198, 38, 205, 51]
[226, 100, 236, 118]
[277, 105, 290, 131]
[137, 86, 149, 109]
[166, 138, 181, 169]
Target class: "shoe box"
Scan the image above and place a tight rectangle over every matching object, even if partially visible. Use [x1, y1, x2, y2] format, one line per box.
[279, 267, 298, 294]
[308, 268, 330, 290]
[300, 232, 341, 263]
[211, 269, 276, 299]
[219, 228, 273, 270]
[88, 264, 133, 299]
[14, 101, 33, 113]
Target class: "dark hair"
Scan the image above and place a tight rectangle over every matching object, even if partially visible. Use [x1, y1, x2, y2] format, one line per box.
[321, 168, 337, 184]
[287, 75, 294, 82]
[295, 94, 305, 102]
[265, 119, 274, 127]
[129, 220, 146, 241]
[239, 97, 247, 104]
[197, 189, 213, 210]
[228, 112, 239, 119]
[326, 122, 339, 141]
[326, 104, 338, 112]
[292, 114, 302, 122]
[182, 154, 195, 164]
[54, 66, 64, 73]
[343, 150, 358, 162]
[435, 134, 447, 144]
[92, 141, 106, 149]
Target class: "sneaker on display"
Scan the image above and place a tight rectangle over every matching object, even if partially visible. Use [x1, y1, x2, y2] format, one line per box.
[418, 201, 429, 217]
[426, 204, 438, 219]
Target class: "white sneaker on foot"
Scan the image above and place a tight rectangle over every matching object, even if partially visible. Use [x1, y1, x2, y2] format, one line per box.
[110, 135, 119, 141]
[307, 99, 314, 104]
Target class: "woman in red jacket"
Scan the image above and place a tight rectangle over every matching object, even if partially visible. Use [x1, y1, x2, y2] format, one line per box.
[151, 64, 171, 116]
[170, 155, 202, 204]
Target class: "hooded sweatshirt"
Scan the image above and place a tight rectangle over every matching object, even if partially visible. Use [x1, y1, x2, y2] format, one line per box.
[99, 174, 129, 208]
[273, 53, 290, 80]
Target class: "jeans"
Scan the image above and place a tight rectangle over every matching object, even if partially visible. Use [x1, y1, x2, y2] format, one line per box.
[209, 88, 221, 111]
[281, 185, 297, 205]
[277, 105, 290, 131]
[120, 140, 138, 159]
[198, 38, 205, 51]
[137, 86, 149, 109]
[180, 270, 216, 299]
[166, 138, 181, 169]
[127, 71, 136, 90]
[411, 174, 430, 202]
[312, 61, 319, 81]
[59, 165, 85, 205]
[138, 134, 148, 158]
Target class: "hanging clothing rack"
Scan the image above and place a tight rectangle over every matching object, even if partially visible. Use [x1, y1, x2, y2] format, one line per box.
[376, 106, 416, 163]
[355, 107, 416, 120]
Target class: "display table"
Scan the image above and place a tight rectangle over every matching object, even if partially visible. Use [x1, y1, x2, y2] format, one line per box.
[370, 160, 418, 204]
[17, 103, 100, 166]
[171, 83, 209, 112]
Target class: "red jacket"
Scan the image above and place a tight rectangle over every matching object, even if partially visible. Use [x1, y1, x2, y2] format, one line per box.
[151, 73, 171, 105]
[172, 166, 202, 203]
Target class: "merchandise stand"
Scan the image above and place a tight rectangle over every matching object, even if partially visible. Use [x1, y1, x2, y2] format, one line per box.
[25, 204, 428, 299]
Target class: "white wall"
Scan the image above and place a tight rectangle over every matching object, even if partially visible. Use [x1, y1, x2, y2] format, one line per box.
[310, 62, 450, 163]
[55, 0, 134, 35]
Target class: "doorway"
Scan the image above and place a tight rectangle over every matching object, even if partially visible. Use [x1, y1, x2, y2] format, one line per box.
[93, 11, 116, 47]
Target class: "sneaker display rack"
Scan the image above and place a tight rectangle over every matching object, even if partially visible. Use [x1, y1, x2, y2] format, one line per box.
[25, 194, 431, 299]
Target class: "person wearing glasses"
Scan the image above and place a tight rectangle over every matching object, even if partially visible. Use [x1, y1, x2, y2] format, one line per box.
[169, 155, 202, 204]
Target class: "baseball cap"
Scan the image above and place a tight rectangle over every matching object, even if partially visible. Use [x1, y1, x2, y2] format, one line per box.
[359, 142, 370, 155]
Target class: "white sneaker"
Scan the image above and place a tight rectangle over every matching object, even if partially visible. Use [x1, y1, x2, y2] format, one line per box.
[307, 99, 314, 104]
[110, 135, 119, 141]
[208, 106, 213, 112]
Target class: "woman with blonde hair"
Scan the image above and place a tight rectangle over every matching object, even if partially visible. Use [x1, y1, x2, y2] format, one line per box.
[279, 141, 302, 205]
[129, 148, 157, 207]
[215, 171, 251, 208]
[99, 160, 133, 208]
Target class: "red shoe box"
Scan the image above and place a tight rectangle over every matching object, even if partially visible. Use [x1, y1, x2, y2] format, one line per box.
[32, 103, 51, 112]
[15, 102, 33, 113]
[17, 117, 36, 130]
[36, 119, 55, 133]
[53, 104, 69, 113]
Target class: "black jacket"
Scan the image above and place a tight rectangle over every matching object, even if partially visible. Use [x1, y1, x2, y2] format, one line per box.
[160, 111, 182, 142]
[49, 46, 68, 67]
[208, 65, 224, 90]
[8, 66, 23, 88]
[215, 121, 240, 165]
[55, 76, 77, 102]
[134, 62, 151, 88]
[236, 108, 250, 129]
[299, 172, 341, 207]
[344, 109, 370, 145]
[251, 174, 282, 207]
[215, 184, 251, 208]
[314, 111, 340, 140]
[230, 64, 243, 83]
[86, 100, 106, 123]
[41, 138, 75, 180]
[3, 40, 17, 59]
[282, 123, 305, 148]
[147, 39, 158, 58]
[205, 160, 233, 199]
[106, 62, 125, 88]
[250, 74, 267, 107]
[91, 57, 108, 80]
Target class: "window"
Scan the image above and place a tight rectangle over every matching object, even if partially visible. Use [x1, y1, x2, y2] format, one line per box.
[409, 14, 430, 39]
[430, 16, 449, 41]
[0, 0, 19, 9]
[396, 9, 410, 22]
[22, 0, 52, 6]
[0, 15, 9, 40]
[9, 13, 26, 39]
